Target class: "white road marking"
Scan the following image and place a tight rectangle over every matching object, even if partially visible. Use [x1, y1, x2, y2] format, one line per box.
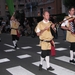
[0, 58, 10, 63]
[32, 61, 75, 75]
[4, 49, 15, 52]
[55, 42, 60, 45]
[6, 66, 35, 75]
[37, 52, 41, 54]
[17, 54, 31, 59]
[36, 44, 40, 47]
[21, 46, 32, 49]
[4, 44, 14, 48]
[55, 56, 75, 65]
[55, 47, 67, 51]
[4, 43, 19, 49]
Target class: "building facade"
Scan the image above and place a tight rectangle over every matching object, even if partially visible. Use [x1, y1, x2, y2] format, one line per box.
[61, 0, 67, 13]
[0, 0, 66, 18]
[25, 0, 62, 17]
[0, 0, 25, 18]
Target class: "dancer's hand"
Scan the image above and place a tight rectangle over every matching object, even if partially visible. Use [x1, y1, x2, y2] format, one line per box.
[44, 26, 50, 30]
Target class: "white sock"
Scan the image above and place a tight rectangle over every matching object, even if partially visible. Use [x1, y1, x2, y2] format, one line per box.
[40, 57, 44, 65]
[70, 50, 74, 60]
[15, 40, 17, 43]
[73, 52, 75, 56]
[13, 41, 16, 47]
[45, 56, 50, 68]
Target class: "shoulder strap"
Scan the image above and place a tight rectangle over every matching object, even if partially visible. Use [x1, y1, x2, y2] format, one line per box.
[65, 16, 70, 19]
[59, 16, 73, 24]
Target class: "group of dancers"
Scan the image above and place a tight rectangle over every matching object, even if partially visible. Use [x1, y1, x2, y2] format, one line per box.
[35, 6, 75, 71]
[0, 6, 75, 71]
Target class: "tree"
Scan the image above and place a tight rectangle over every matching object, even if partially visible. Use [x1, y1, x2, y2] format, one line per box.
[63, 0, 75, 8]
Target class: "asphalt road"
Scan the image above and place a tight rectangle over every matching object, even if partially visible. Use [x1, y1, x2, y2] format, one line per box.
[0, 29, 75, 75]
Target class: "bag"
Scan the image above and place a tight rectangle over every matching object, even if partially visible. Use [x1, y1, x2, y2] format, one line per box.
[50, 41, 56, 56]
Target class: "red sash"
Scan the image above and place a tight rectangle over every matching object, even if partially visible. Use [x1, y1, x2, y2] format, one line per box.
[50, 41, 56, 56]
[16, 30, 20, 37]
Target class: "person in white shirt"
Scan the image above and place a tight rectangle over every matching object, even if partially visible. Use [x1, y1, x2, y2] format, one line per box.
[61, 6, 75, 63]
[35, 10, 55, 71]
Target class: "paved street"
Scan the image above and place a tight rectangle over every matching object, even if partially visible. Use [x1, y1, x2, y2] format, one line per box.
[0, 29, 75, 75]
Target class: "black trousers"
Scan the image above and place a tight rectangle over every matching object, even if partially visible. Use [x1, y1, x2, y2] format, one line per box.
[41, 50, 51, 58]
[12, 35, 19, 41]
[70, 43, 75, 52]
